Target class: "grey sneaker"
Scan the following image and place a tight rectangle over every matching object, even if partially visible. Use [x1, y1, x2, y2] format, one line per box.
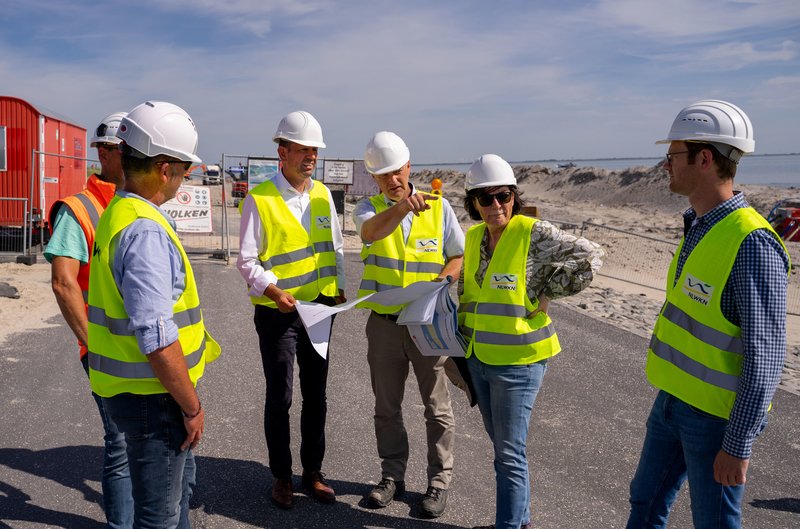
[367, 478, 405, 508]
[420, 486, 447, 518]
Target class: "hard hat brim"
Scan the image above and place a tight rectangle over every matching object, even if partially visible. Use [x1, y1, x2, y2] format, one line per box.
[272, 136, 326, 149]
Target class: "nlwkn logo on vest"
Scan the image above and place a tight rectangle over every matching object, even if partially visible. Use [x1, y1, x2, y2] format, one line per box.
[415, 238, 440, 253]
[682, 274, 713, 306]
[491, 274, 517, 291]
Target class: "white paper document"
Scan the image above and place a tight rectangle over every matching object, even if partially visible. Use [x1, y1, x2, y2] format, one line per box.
[403, 284, 468, 357]
[295, 280, 467, 358]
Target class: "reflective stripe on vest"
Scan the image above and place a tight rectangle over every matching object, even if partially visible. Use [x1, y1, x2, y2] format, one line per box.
[646, 207, 788, 419]
[47, 175, 117, 358]
[357, 194, 445, 314]
[87, 195, 220, 398]
[88, 305, 203, 336]
[89, 336, 209, 379]
[248, 180, 338, 307]
[458, 215, 560, 365]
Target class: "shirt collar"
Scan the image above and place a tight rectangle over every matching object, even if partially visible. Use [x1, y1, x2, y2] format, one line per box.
[116, 190, 177, 228]
[383, 182, 415, 206]
[275, 170, 314, 195]
[683, 191, 748, 228]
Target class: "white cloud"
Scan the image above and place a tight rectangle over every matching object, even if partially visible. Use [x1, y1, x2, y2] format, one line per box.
[591, 0, 800, 41]
[1, 1, 798, 160]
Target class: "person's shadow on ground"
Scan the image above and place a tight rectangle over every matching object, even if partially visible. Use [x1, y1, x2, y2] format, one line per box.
[192, 455, 467, 528]
[0, 446, 463, 528]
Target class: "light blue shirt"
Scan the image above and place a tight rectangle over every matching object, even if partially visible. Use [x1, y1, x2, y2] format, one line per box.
[44, 205, 89, 263]
[111, 191, 186, 355]
[352, 183, 465, 259]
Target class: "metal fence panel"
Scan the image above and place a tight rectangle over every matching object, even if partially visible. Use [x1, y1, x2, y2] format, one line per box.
[0, 198, 29, 254]
[581, 221, 800, 316]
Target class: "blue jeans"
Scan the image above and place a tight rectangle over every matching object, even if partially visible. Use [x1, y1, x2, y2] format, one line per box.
[626, 391, 760, 529]
[103, 393, 196, 529]
[82, 356, 133, 528]
[468, 355, 548, 529]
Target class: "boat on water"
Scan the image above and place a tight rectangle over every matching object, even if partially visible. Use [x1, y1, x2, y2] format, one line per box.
[556, 162, 576, 169]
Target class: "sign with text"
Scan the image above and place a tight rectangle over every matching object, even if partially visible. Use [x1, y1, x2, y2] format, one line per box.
[162, 185, 212, 233]
[323, 160, 354, 185]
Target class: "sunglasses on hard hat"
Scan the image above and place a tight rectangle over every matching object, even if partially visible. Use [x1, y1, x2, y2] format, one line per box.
[476, 191, 513, 207]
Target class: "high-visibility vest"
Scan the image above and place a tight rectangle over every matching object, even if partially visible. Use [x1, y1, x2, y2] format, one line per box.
[47, 174, 117, 358]
[357, 194, 445, 314]
[647, 207, 788, 419]
[87, 195, 221, 398]
[459, 215, 561, 365]
[247, 180, 338, 307]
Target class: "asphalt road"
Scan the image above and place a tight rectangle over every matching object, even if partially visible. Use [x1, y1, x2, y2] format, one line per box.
[1, 252, 798, 528]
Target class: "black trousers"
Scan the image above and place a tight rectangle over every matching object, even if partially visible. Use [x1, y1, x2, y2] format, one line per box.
[254, 296, 335, 479]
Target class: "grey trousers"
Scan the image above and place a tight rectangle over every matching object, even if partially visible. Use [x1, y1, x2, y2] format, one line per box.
[366, 311, 455, 489]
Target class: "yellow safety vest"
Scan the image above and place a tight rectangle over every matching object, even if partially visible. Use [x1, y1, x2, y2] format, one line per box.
[647, 207, 788, 419]
[357, 194, 445, 314]
[247, 179, 338, 307]
[87, 195, 220, 398]
[459, 215, 561, 365]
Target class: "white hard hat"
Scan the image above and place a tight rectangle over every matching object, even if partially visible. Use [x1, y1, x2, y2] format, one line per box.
[364, 131, 410, 175]
[90, 112, 127, 147]
[117, 101, 201, 163]
[465, 154, 517, 191]
[272, 110, 326, 148]
[656, 99, 754, 162]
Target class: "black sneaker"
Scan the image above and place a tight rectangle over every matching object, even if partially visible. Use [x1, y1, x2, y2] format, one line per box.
[420, 486, 447, 518]
[367, 478, 405, 508]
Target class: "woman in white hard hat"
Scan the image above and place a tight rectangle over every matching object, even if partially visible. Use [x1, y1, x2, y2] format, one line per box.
[458, 154, 603, 529]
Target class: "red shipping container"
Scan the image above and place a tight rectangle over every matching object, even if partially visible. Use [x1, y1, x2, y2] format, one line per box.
[0, 96, 87, 228]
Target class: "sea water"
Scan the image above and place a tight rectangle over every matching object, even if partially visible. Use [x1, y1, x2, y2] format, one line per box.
[414, 154, 800, 188]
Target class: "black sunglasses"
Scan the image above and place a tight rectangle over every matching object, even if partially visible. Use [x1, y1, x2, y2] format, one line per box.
[476, 191, 513, 207]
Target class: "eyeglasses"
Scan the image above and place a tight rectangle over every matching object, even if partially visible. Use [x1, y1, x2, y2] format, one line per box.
[664, 151, 690, 164]
[99, 143, 119, 151]
[476, 191, 513, 207]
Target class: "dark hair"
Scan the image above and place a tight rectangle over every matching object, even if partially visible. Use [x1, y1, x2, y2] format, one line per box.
[464, 185, 523, 221]
[120, 152, 157, 181]
[686, 142, 737, 180]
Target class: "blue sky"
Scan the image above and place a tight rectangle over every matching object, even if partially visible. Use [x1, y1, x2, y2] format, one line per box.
[1, 0, 798, 165]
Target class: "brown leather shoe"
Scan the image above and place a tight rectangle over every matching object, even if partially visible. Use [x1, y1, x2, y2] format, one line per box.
[271, 477, 294, 509]
[302, 470, 336, 504]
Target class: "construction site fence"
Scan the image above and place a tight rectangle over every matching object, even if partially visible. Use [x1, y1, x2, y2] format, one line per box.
[579, 221, 800, 316]
[0, 198, 30, 254]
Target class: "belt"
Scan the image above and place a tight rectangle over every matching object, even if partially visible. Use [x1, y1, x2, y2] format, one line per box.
[372, 311, 399, 322]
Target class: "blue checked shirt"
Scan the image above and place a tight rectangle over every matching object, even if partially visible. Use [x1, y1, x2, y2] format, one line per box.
[676, 192, 789, 459]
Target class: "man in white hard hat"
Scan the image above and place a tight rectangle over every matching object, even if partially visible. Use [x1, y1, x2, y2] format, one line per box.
[45, 111, 133, 528]
[353, 131, 464, 518]
[237, 110, 346, 510]
[626, 100, 789, 529]
[87, 101, 220, 529]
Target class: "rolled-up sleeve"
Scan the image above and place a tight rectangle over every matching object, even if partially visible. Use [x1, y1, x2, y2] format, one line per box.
[442, 198, 465, 258]
[112, 219, 184, 355]
[723, 230, 789, 459]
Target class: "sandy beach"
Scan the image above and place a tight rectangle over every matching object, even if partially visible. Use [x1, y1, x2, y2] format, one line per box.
[2, 162, 798, 394]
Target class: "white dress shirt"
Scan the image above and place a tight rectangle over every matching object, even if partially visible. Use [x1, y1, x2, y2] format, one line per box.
[237, 171, 346, 298]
